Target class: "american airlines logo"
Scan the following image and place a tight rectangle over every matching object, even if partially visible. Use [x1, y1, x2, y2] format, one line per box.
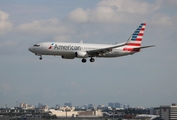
[50, 44, 81, 50]
[54, 45, 81, 50]
[48, 43, 55, 49]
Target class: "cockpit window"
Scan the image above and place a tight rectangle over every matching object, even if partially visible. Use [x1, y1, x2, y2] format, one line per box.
[33, 44, 40, 47]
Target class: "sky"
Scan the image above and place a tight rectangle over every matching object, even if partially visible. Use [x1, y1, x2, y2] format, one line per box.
[0, 0, 177, 108]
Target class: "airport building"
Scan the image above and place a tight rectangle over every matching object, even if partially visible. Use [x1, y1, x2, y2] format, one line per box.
[160, 103, 177, 120]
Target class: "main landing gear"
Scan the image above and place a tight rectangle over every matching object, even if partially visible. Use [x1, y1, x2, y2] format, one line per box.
[90, 57, 95, 62]
[39, 56, 42, 60]
[82, 58, 87, 63]
[81, 57, 95, 63]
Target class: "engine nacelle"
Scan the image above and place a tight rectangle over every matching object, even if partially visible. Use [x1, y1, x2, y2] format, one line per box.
[75, 51, 88, 58]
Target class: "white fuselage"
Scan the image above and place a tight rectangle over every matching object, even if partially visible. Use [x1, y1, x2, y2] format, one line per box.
[29, 42, 135, 59]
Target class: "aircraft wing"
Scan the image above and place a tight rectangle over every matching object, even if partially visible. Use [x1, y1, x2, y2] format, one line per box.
[87, 42, 126, 56]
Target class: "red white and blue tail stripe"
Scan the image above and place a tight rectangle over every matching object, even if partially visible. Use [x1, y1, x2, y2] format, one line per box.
[127, 23, 146, 46]
[123, 23, 146, 52]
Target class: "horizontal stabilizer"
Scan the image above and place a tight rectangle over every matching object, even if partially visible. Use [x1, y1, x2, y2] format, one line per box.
[137, 45, 155, 49]
[132, 45, 155, 51]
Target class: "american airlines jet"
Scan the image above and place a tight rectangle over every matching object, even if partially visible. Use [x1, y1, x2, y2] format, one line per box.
[28, 23, 155, 63]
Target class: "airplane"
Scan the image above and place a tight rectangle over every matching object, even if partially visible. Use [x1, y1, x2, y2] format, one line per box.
[28, 23, 155, 63]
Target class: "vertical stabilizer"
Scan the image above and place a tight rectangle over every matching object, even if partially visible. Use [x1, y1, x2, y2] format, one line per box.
[127, 23, 146, 47]
[123, 23, 146, 52]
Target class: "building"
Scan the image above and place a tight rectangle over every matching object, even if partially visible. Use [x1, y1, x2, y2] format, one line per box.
[108, 102, 123, 108]
[49, 109, 103, 117]
[114, 102, 121, 108]
[20, 103, 28, 108]
[127, 104, 130, 108]
[108, 103, 114, 108]
[64, 102, 72, 107]
[56, 104, 60, 109]
[160, 103, 177, 120]
[88, 104, 94, 108]
[150, 107, 160, 115]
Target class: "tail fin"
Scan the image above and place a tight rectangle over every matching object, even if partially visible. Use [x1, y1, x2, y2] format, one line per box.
[126, 23, 146, 47]
[123, 23, 155, 52]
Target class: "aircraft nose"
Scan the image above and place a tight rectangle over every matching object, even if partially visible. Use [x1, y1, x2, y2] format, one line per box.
[28, 47, 34, 52]
[28, 47, 32, 51]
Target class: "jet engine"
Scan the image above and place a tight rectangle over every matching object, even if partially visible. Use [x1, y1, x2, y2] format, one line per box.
[75, 51, 88, 58]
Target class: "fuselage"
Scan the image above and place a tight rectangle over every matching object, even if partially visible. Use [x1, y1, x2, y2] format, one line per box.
[29, 42, 135, 59]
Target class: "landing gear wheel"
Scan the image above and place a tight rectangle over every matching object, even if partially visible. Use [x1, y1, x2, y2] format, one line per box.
[39, 56, 42, 60]
[82, 58, 86, 63]
[90, 57, 95, 62]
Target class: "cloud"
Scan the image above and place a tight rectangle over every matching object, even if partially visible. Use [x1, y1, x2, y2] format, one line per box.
[14, 0, 176, 42]
[66, 0, 161, 23]
[97, 0, 161, 14]
[66, 8, 89, 23]
[16, 18, 74, 36]
[0, 10, 13, 34]
[165, 0, 177, 6]
[150, 14, 177, 28]
[54, 35, 72, 42]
